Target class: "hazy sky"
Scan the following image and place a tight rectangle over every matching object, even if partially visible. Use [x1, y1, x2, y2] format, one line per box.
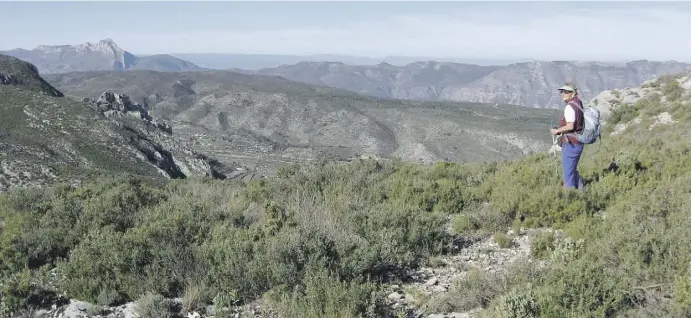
[2, 1, 691, 61]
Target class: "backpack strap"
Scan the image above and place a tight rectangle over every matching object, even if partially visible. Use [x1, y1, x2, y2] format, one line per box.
[568, 101, 585, 112]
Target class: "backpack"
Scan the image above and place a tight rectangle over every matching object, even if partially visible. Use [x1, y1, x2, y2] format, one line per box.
[567, 102, 601, 144]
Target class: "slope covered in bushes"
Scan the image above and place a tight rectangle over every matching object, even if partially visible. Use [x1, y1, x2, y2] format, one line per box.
[1, 72, 691, 317]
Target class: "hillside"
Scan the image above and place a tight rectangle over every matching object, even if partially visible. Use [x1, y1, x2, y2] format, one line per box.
[0, 54, 234, 192]
[0, 39, 201, 74]
[0, 54, 63, 97]
[242, 60, 691, 109]
[42, 69, 562, 173]
[2, 69, 691, 318]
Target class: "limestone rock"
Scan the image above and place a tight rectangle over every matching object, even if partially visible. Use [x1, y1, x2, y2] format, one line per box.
[96, 91, 141, 114]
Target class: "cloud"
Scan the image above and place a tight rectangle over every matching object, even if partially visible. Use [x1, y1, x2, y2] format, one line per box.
[116, 7, 691, 61]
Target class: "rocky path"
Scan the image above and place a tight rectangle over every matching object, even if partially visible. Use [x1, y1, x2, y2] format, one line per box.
[383, 227, 551, 318]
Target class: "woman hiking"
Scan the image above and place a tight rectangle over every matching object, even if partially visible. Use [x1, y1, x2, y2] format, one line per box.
[550, 83, 585, 190]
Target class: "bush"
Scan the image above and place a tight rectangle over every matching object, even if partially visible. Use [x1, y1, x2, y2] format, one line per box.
[495, 285, 540, 318]
[663, 80, 684, 102]
[135, 291, 175, 318]
[493, 232, 514, 248]
[263, 267, 383, 318]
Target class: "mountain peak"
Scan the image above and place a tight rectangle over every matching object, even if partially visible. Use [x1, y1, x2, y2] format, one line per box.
[2, 39, 200, 74]
[75, 38, 123, 55]
[32, 38, 124, 57]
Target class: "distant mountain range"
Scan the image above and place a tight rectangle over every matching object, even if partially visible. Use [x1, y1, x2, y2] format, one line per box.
[4, 39, 691, 109]
[170, 52, 532, 70]
[239, 60, 691, 109]
[0, 39, 201, 74]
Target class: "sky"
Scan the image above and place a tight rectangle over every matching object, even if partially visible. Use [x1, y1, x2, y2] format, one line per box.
[2, 1, 691, 62]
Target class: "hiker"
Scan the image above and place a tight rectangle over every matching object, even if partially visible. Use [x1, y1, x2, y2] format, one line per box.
[550, 83, 585, 189]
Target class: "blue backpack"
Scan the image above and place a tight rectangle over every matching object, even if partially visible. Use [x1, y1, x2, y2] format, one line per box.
[567, 102, 601, 144]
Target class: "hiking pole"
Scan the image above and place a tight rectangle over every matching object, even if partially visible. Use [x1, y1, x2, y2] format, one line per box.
[549, 119, 559, 182]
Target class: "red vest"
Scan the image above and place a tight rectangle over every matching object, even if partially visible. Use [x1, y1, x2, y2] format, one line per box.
[559, 96, 585, 144]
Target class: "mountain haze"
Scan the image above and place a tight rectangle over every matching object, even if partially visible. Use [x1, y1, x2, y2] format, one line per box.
[0, 39, 201, 74]
[171, 52, 530, 70]
[243, 60, 691, 109]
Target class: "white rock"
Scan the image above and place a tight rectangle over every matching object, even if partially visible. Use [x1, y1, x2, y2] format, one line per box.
[680, 76, 691, 90]
[388, 291, 405, 301]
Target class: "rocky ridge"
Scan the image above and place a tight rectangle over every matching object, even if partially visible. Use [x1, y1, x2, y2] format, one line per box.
[245, 60, 691, 109]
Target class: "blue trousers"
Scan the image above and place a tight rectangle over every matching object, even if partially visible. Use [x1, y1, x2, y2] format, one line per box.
[562, 141, 584, 189]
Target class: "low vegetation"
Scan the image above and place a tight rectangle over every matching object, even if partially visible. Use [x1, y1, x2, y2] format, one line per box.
[2, 73, 691, 317]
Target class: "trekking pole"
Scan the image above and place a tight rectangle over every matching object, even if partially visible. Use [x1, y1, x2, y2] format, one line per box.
[549, 119, 559, 182]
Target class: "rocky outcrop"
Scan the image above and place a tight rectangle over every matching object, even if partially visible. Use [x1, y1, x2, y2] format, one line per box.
[26, 297, 280, 318]
[0, 73, 18, 84]
[87, 91, 173, 134]
[82, 91, 235, 180]
[589, 73, 691, 119]
[588, 71, 691, 136]
[588, 78, 660, 119]
[95, 91, 143, 113]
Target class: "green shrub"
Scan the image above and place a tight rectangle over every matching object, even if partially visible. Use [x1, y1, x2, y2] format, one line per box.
[0, 267, 65, 315]
[663, 80, 684, 102]
[530, 232, 556, 260]
[135, 291, 175, 318]
[263, 267, 383, 318]
[609, 103, 638, 124]
[493, 232, 514, 248]
[427, 268, 506, 313]
[451, 215, 472, 234]
[495, 285, 540, 318]
[675, 262, 691, 312]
